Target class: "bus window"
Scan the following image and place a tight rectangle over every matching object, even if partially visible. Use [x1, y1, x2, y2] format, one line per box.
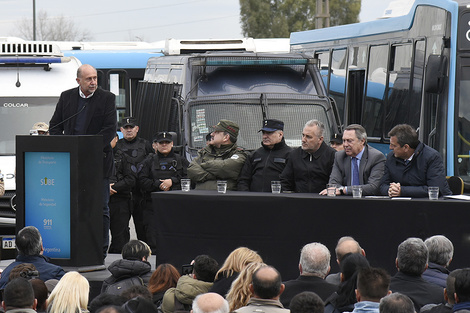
[385, 43, 413, 133]
[411, 40, 426, 130]
[330, 49, 347, 121]
[363, 45, 388, 138]
[109, 70, 128, 120]
[457, 65, 470, 182]
[317, 51, 330, 88]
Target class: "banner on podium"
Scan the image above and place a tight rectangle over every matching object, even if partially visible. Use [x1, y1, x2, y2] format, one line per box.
[24, 152, 71, 259]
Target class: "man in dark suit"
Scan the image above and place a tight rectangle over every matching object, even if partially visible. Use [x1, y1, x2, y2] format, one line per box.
[320, 124, 385, 196]
[280, 242, 337, 308]
[49, 64, 117, 260]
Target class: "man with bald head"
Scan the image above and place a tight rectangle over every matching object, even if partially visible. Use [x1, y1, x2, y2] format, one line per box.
[281, 242, 337, 308]
[192, 293, 229, 313]
[326, 236, 366, 285]
[235, 266, 289, 313]
[50, 64, 117, 260]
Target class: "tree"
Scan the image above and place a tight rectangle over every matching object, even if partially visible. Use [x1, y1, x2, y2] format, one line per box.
[16, 10, 92, 41]
[239, 0, 361, 38]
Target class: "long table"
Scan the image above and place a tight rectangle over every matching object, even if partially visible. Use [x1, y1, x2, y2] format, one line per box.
[151, 190, 470, 280]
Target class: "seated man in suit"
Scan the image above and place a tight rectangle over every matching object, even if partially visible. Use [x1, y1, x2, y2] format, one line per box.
[380, 124, 451, 198]
[320, 124, 385, 196]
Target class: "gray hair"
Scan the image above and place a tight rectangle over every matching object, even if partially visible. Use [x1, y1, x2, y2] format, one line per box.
[304, 120, 325, 137]
[424, 235, 454, 267]
[397, 237, 428, 275]
[379, 293, 415, 313]
[16, 226, 42, 256]
[299, 242, 331, 278]
[192, 293, 229, 313]
[344, 124, 368, 142]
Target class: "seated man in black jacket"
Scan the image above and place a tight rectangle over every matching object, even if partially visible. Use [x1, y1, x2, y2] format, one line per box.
[238, 119, 292, 192]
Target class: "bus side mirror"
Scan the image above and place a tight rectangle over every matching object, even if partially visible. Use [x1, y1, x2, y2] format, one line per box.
[424, 55, 447, 94]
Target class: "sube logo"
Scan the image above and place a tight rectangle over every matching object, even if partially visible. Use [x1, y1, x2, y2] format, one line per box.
[40, 177, 55, 186]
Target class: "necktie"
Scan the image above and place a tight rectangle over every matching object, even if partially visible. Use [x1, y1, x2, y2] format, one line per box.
[352, 157, 360, 186]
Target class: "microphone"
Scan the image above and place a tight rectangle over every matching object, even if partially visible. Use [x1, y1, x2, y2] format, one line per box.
[48, 102, 87, 133]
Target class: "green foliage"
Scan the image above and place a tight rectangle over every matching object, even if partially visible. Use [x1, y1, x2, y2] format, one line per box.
[240, 0, 361, 38]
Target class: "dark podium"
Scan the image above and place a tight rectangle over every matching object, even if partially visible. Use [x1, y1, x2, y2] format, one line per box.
[16, 135, 104, 269]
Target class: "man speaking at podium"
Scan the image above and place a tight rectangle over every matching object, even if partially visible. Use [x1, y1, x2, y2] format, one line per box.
[49, 64, 117, 261]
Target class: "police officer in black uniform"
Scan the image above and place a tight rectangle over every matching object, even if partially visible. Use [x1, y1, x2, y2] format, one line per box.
[139, 132, 189, 250]
[109, 117, 153, 253]
[238, 119, 292, 192]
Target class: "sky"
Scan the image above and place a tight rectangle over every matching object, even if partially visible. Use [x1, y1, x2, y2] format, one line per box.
[0, 0, 394, 42]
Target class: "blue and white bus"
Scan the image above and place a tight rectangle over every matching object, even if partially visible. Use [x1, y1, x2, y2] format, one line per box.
[290, 0, 470, 186]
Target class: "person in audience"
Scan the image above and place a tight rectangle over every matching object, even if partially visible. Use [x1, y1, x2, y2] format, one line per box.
[31, 279, 49, 313]
[147, 263, 180, 307]
[101, 240, 152, 294]
[421, 269, 461, 313]
[89, 294, 127, 313]
[226, 262, 267, 311]
[350, 267, 391, 313]
[47, 271, 89, 313]
[290, 291, 325, 313]
[324, 253, 370, 313]
[96, 306, 125, 313]
[390, 237, 444, 311]
[121, 285, 158, 313]
[379, 293, 415, 313]
[2, 278, 37, 313]
[449, 268, 470, 313]
[192, 293, 230, 313]
[0, 226, 65, 289]
[8, 263, 38, 281]
[423, 235, 454, 288]
[281, 242, 337, 308]
[161, 255, 219, 313]
[234, 266, 289, 313]
[326, 236, 366, 286]
[210, 247, 263, 297]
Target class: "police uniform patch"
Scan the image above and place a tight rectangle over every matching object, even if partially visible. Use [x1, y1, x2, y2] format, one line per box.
[231, 154, 239, 160]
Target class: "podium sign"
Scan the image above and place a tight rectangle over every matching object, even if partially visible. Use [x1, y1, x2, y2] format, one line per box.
[24, 152, 71, 259]
[16, 135, 103, 267]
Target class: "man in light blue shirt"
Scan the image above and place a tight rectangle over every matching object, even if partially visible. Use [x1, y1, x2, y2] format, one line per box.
[348, 267, 391, 313]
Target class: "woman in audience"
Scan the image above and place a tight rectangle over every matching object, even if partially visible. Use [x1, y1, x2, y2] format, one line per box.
[324, 253, 370, 313]
[147, 263, 181, 307]
[226, 262, 266, 311]
[47, 271, 90, 313]
[210, 247, 263, 297]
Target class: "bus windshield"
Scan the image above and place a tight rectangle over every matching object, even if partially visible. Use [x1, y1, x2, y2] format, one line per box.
[0, 97, 58, 155]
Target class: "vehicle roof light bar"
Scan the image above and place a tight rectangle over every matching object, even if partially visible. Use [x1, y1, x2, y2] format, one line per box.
[0, 56, 71, 64]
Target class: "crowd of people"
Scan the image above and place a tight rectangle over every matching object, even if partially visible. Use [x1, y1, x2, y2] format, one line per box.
[1, 228, 468, 313]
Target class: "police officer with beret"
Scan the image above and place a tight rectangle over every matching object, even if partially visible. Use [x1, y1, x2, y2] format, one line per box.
[139, 132, 189, 250]
[238, 119, 292, 192]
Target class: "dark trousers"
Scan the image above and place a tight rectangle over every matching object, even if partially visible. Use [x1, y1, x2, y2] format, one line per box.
[131, 191, 147, 243]
[103, 178, 110, 260]
[109, 195, 131, 253]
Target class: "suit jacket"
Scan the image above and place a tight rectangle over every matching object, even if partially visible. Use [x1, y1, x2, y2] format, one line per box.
[49, 87, 117, 177]
[329, 145, 385, 196]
